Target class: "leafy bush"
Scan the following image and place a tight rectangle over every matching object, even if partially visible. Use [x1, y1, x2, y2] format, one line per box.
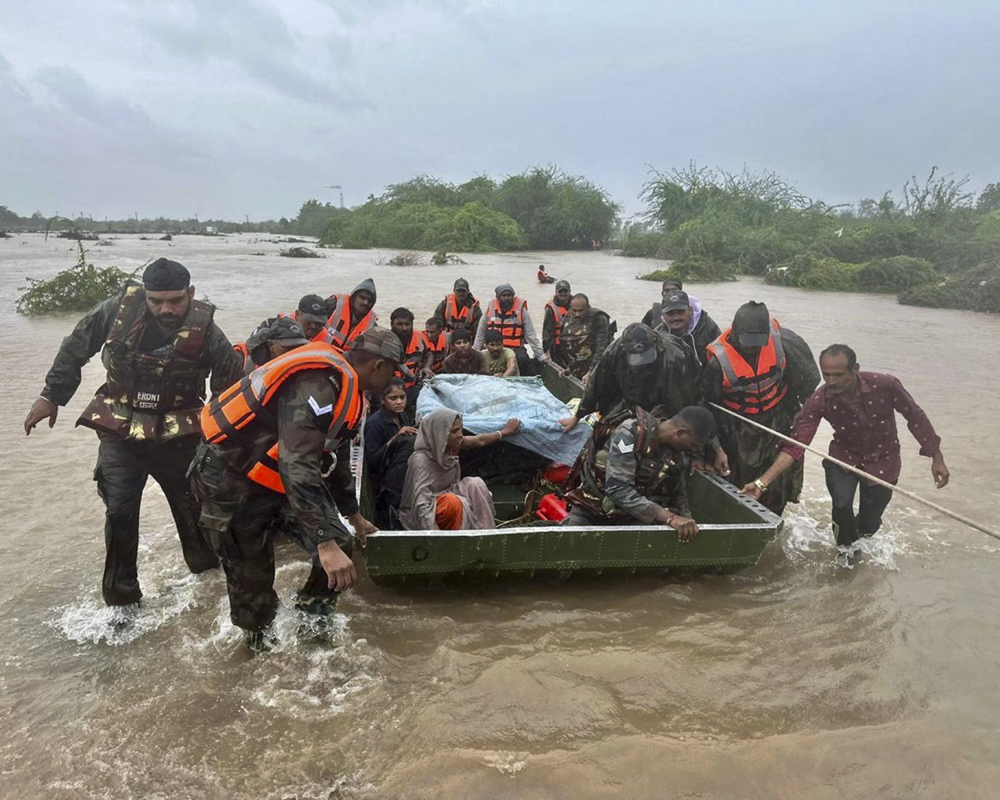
[766, 254, 861, 291]
[858, 256, 937, 293]
[636, 268, 675, 282]
[280, 246, 322, 258]
[670, 255, 739, 282]
[899, 257, 1000, 313]
[17, 243, 135, 315]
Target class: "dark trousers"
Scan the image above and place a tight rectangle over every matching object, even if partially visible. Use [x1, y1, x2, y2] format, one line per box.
[514, 346, 538, 376]
[823, 462, 895, 547]
[191, 446, 343, 633]
[94, 433, 218, 606]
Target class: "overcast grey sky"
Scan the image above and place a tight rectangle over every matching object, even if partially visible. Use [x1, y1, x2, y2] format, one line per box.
[1, 0, 998, 221]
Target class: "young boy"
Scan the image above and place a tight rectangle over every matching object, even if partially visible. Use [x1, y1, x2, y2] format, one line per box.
[483, 329, 519, 377]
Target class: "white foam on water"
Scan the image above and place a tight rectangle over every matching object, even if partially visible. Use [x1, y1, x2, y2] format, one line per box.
[52, 571, 202, 646]
[483, 751, 528, 776]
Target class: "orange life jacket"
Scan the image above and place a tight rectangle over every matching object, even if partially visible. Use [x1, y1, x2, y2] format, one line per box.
[545, 301, 568, 347]
[443, 294, 478, 332]
[201, 342, 364, 493]
[486, 297, 526, 349]
[421, 330, 450, 372]
[395, 330, 426, 390]
[706, 319, 788, 415]
[318, 293, 377, 349]
[233, 341, 255, 375]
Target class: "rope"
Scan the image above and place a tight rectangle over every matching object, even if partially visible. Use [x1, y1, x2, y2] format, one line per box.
[709, 402, 1000, 543]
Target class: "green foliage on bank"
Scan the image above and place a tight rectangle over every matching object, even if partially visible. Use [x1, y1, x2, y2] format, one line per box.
[315, 167, 618, 252]
[624, 164, 1000, 311]
[16, 243, 135, 315]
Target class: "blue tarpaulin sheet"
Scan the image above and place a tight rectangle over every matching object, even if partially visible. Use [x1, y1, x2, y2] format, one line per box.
[415, 375, 589, 466]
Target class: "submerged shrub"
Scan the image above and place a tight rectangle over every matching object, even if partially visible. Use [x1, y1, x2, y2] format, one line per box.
[766, 253, 861, 291]
[17, 243, 135, 315]
[858, 256, 937, 293]
[670, 255, 739, 282]
[899, 257, 1000, 313]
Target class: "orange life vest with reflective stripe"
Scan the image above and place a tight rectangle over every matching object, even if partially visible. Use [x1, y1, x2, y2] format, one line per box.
[421, 330, 449, 372]
[443, 294, 477, 332]
[318, 293, 377, 349]
[706, 319, 788, 415]
[486, 297, 526, 349]
[201, 342, 364, 493]
[395, 330, 425, 390]
[545, 301, 568, 347]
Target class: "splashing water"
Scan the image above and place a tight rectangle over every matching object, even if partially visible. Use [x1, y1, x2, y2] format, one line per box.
[53, 571, 203, 646]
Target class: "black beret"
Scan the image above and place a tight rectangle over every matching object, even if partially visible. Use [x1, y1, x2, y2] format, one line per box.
[143, 258, 191, 291]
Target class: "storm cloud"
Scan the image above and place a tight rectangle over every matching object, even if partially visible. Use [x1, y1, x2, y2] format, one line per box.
[1, 0, 997, 220]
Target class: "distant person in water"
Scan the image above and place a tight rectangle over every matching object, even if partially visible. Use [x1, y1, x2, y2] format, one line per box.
[744, 344, 949, 549]
[536, 265, 555, 284]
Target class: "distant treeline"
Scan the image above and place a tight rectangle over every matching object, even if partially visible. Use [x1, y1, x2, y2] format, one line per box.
[304, 167, 619, 251]
[4, 162, 999, 311]
[623, 164, 1000, 312]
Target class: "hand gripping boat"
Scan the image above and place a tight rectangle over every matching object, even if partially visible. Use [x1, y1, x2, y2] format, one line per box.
[360, 365, 782, 584]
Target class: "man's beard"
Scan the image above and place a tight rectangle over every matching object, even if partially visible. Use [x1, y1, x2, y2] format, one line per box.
[156, 314, 183, 330]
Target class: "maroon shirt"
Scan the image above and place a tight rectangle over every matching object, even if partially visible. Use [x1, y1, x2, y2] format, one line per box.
[779, 372, 941, 483]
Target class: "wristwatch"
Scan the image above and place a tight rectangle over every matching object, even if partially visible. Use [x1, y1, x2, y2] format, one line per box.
[753, 478, 768, 492]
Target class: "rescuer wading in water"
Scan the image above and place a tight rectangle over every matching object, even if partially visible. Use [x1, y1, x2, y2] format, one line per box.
[23, 258, 242, 618]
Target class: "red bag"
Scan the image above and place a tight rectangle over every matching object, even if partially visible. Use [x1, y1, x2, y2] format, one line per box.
[536, 493, 568, 522]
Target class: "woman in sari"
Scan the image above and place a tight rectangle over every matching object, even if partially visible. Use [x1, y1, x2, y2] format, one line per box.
[400, 409, 520, 530]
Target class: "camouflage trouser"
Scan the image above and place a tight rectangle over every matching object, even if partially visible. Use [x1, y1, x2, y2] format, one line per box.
[95, 433, 218, 607]
[189, 444, 346, 633]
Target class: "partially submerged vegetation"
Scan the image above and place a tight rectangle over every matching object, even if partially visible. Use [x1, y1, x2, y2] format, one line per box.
[622, 165, 1000, 311]
[279, 246, 322, 258]
[16, 243, 136, 316]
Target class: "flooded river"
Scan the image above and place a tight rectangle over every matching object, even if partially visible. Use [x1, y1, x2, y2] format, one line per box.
[1, 233, 998, 799]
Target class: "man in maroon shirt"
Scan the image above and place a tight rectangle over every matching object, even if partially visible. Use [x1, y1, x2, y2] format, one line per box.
[743, 344, 950, 548]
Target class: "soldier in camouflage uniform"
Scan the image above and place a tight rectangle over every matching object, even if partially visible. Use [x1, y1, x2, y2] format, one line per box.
[190, 330, 402, 652]
[23, 259, 242, 613]
[563, 406, 717, 541]
[558, 293, 612, 382]
[559, 323, 699, 433]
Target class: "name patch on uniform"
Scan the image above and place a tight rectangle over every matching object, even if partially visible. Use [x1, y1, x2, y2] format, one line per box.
[308, 396, 333, 416]
[617, 441, 634, 454]
[135, 391, 160, 410]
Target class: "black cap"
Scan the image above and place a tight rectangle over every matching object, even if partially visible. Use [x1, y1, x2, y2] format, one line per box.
[732, 301, 771, 348]
[555, 279, 571, 292]
[350, 327, 403, 364]
[662, 291, 690, 313]
[297, 294, 327, 324]
[267, 317, 311, 346]
[143, 258, 190, 291]
[454, 278, 470, 290]
[622, 324, 658, 367]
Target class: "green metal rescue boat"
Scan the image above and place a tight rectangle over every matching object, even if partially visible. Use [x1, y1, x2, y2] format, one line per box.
[361, 364, 782, 585]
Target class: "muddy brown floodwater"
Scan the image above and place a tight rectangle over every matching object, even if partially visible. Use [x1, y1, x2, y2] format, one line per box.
[1, 234, 998, 799]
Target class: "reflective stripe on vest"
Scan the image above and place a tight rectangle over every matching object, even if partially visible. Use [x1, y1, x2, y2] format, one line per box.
[201, 342, 363, 492]
[486, 297, 526, 349]
[545, 301, 568, 347]
[706, 319, 788, 415]
[421, 331, 449, 372]
[319, 293, 377, 349]
[444, 294, 476, 331]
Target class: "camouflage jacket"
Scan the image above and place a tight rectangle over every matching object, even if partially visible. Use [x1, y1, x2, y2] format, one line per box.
[576, 330, 700, 420]
[602, 418, 691, 523]
[41, 294, 240, 408]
